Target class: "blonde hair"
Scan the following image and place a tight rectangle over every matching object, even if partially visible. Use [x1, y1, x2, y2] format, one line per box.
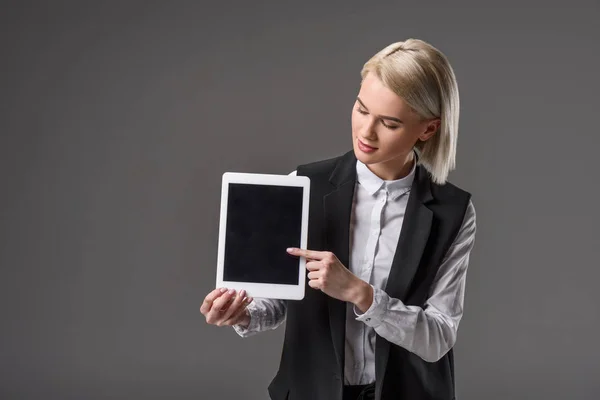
[360, 38, 460, 185]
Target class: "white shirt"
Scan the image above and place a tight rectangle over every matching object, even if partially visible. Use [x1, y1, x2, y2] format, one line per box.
[233, 159, 477, 385]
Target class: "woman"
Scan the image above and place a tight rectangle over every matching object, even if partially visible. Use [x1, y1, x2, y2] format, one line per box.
[200, 38, 476, 400]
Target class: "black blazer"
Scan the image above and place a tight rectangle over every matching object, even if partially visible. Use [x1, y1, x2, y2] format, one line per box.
[268, 150, 471, 400]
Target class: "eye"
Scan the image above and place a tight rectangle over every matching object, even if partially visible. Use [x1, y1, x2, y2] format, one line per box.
[381, 120, 399, 130]
[356, 107, 399, 130]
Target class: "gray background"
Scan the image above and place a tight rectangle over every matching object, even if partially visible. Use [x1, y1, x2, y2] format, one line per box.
[1, 1, 599, 399]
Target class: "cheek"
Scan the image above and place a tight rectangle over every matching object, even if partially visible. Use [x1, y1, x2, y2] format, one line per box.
[382, 130, 413, 152]
[351, 112, 362, 133]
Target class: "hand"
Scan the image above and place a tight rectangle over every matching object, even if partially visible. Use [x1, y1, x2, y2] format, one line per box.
[200, 288, 253, 327]
[286, 247, 365, 303]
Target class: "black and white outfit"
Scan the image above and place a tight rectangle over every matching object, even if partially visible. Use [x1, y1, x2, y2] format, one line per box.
[234, 149, 476, 400]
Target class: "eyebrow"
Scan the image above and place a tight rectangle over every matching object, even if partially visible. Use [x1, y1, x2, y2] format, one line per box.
[356, 97, 403, 124]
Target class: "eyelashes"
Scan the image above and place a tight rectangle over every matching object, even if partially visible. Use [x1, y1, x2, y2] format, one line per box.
[355, 107, 399, 130]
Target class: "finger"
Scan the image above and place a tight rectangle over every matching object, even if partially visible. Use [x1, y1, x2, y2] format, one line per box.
[307, 271, 321, 280]
[223, 297, 252, 325]
[222, 294, 253, 325]
[308, 279, 321, 290]
[287, 247, 328, 260]
[206, 289, 236, 321]
[213, 289, 236, 310]
[200, 288, 227, 314]
[219, 292, 237, 310]
[221, 289, 246, 321]
[305, 260, 322, 271]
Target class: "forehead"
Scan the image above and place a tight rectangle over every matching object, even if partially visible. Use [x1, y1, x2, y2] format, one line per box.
[358, 72, 413, 117]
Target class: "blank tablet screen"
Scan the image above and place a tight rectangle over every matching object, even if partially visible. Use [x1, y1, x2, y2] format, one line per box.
[223, 183, 304, 285]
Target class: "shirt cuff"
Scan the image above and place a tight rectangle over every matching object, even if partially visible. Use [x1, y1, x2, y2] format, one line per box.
[353, 286, 388, 327]
[232, 302, 260, 337]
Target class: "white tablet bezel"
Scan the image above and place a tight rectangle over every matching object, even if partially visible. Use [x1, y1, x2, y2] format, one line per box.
[216, 172, 310, 300]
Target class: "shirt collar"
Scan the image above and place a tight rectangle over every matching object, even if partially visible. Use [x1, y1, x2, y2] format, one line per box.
[356, 152, 416, 200]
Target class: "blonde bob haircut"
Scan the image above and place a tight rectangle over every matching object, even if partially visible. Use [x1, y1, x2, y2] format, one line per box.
[360, 38, 460, 185]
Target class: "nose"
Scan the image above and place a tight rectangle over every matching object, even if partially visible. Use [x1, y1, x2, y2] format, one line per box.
[360, 118, 378, 141]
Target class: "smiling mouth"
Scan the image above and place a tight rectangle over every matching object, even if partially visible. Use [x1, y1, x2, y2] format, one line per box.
[358, 139, 377, 150]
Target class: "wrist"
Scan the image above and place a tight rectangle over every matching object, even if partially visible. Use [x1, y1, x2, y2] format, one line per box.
[236, 309, 251, 329]
[351, 280, 374, 313]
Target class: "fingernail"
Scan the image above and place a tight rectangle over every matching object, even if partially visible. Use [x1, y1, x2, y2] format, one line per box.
[220, 288, 227, 293]
[228, 289, 235, 295]
[240, 289, 246, 297]
[286, 248, 294, 253]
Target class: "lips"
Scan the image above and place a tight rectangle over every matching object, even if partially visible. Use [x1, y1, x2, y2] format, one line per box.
[360, 140, 377, 149]
[358, 139, 378, 152]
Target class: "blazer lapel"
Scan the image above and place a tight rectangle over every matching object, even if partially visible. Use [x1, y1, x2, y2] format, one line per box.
[384, 163, 434, 300]
[375, 162, 434, 394]
[323, 150, 357, 376]
[321, 150, 435, 390]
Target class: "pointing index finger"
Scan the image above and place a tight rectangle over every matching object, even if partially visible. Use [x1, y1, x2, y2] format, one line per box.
[286, 247, 326, 260]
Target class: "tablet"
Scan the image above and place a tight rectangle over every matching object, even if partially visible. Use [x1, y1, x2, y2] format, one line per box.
[215, 172, 310, 300]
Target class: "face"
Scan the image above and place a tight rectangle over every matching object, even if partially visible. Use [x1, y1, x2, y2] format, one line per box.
[351, 71, 440, 180]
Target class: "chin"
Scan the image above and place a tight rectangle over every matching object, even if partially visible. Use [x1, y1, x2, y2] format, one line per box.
[353, 147, 379, 165]
[352, 136, 384, 164]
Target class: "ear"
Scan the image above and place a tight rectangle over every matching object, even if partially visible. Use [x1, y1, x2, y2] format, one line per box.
[418, 118, 441, 142]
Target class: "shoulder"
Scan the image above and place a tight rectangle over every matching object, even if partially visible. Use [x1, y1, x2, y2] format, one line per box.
[296, 151, 351, 177]
[425, 171, 475, 225]
[429, 175, 473, 207]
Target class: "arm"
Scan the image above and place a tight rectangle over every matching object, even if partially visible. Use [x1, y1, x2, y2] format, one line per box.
[232, 169, 297, 338]
[352, 199, 477, 362]
[232, 298, 287, 337]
